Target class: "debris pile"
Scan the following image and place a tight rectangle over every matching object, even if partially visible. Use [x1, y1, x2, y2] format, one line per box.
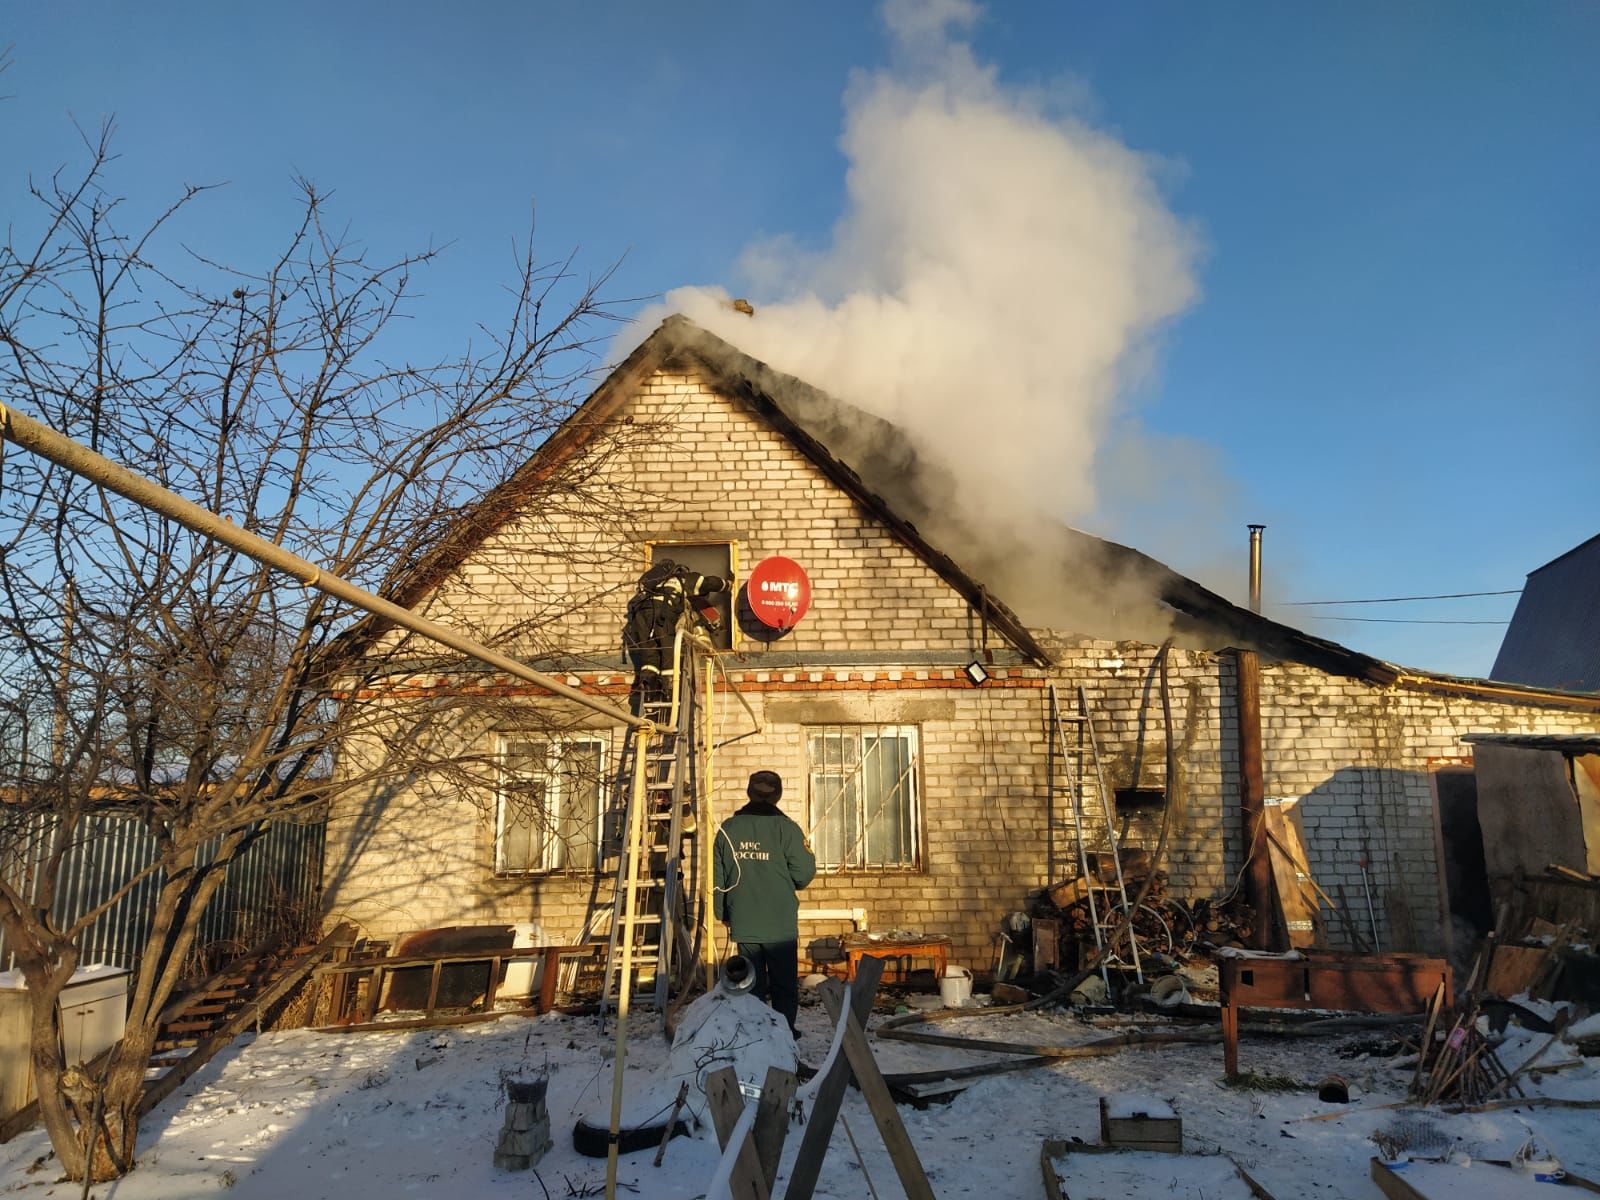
[1408, 987, 1524, 1106]
[1486, 903, 1597, 1006]
[1024, 851, 1236, 982]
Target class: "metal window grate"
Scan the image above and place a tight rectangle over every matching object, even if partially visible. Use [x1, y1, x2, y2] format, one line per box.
[805, 724, 919, 870]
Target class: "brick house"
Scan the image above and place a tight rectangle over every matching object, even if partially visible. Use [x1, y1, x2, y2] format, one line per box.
[323, 316, 1600, 971]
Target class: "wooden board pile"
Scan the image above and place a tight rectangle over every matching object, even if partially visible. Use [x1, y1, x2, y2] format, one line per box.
[1408, 982, 1524, 1107]
[1485, 913, 1591, 1003]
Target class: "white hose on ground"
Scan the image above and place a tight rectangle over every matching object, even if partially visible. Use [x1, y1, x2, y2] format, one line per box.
[702, 1102, 758, 1200]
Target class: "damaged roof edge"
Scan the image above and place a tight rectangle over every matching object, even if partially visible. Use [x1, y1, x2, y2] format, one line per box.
[342, 316, 1600, 709]
[671, 344, 1052, 666]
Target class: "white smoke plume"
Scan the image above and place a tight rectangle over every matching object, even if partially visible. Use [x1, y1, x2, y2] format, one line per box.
[647, 0, 1210, 634]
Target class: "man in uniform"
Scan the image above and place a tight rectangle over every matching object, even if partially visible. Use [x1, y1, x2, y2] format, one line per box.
[621, 558, 727, 712]
[713, 770, 816, 1037]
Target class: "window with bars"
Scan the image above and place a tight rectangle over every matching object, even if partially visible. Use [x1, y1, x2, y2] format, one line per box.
[805, 725, 920, 870]
[495, 736, 607, 873]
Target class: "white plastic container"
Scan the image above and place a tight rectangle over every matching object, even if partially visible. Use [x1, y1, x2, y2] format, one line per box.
[938, 965, 973, 1006]
[502, 922, 545, 1000]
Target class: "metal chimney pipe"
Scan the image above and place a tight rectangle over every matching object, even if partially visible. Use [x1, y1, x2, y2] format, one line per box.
[1237, 522, 1274, 949]
[1248, 524, 1265, 614]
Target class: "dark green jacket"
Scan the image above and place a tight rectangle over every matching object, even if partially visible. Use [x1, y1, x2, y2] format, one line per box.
[713, 800, 817, 944]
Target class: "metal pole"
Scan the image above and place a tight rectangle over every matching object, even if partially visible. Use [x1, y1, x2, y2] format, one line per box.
[702, 657, 717, 989]
[1238, 523, 1273, 949]
[0, 402, 646, 731]
[1248, 524, 1265, 613]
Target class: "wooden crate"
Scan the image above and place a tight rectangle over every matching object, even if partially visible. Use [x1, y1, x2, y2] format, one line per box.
[1042, 1141, 1275, 1199]
[1099, 1094, 1182, 1153]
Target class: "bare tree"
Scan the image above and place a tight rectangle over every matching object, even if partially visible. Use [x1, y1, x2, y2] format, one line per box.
[0, 127, 637, 1180]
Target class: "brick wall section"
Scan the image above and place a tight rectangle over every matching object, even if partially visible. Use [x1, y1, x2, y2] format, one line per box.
[406, 370, 978, 659]
[325, 368, 1600, 967]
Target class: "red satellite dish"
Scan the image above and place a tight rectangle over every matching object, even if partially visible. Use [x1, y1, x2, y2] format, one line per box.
[746, 556, 812, 631]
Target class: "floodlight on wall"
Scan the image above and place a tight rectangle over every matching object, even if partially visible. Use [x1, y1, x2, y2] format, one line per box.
[963, 660, 990, 687]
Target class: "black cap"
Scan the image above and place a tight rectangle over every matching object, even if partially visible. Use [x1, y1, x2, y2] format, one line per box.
[747, 770, 783, 801]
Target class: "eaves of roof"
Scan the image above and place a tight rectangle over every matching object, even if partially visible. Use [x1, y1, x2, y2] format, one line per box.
[339, 317, 1600, 710]
[1462, 732, 1600, 754]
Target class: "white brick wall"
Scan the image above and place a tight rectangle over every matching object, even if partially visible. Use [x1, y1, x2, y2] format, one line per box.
[324, 368, 1600, 965]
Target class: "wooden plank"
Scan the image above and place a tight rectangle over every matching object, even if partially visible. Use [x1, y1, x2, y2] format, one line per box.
[703, 1066, 771, 1200]
[360, 965, 383, 1023]
[424, 961, 443, 1018]
[1263, 803, 1318, 948]
[310, 1007, 541, 1034]
[818, 982, 935, 1200]
[139, 922, 355, 1117]
[1041, 1138, 1068, 1199]
[1222, 1002, 1240, 1081]
[1484, 945, 1550, 997]
[311, 943, 598, 975]
[538, 947, 562, 1013]
[751, 1066, 798, 1191]
[782, 954, 883, 1200]
[328, 942, 352, 1022]
[153, 929, 300, 1025]
[483, 956, 501, 1013]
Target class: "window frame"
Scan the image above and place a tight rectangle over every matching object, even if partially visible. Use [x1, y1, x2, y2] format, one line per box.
[804, 724, 922, 872]
[493, 733, 609, 875]
[644, 540, 740, 651]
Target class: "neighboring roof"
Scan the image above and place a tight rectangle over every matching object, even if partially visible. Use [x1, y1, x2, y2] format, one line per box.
[1463, 733, 1600, 756]
[1491, 532, 1600, 692]
[367, 316, 1598, 704]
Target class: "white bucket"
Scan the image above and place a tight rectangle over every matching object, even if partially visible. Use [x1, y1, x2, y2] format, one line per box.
[938, 965, 973, 1007]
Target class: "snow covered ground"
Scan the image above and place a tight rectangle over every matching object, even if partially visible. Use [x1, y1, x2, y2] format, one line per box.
[2, 996, 1596, 1199]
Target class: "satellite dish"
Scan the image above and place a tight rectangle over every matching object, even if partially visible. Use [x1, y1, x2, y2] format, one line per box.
[745, 556, 812, 631]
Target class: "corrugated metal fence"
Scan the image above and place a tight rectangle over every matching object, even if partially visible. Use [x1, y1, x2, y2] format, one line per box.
[1, 811, 325, 973]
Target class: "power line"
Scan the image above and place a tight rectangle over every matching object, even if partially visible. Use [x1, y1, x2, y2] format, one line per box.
[1308, 616, 1510, 625]
[1285, 589, 1521, 606]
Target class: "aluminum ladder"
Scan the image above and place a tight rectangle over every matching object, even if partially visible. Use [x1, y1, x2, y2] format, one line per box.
[1046, 683, 1144, 987]
[596, 627, 701, 1019]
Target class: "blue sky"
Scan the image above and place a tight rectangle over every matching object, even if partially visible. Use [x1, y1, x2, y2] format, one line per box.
[3, 3, 1596, 677]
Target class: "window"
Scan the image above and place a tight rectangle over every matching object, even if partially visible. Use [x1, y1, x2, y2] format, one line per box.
[647, 541, 736, 651]
[495, 736, 607, 873]
[806, 725, 920, 869]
